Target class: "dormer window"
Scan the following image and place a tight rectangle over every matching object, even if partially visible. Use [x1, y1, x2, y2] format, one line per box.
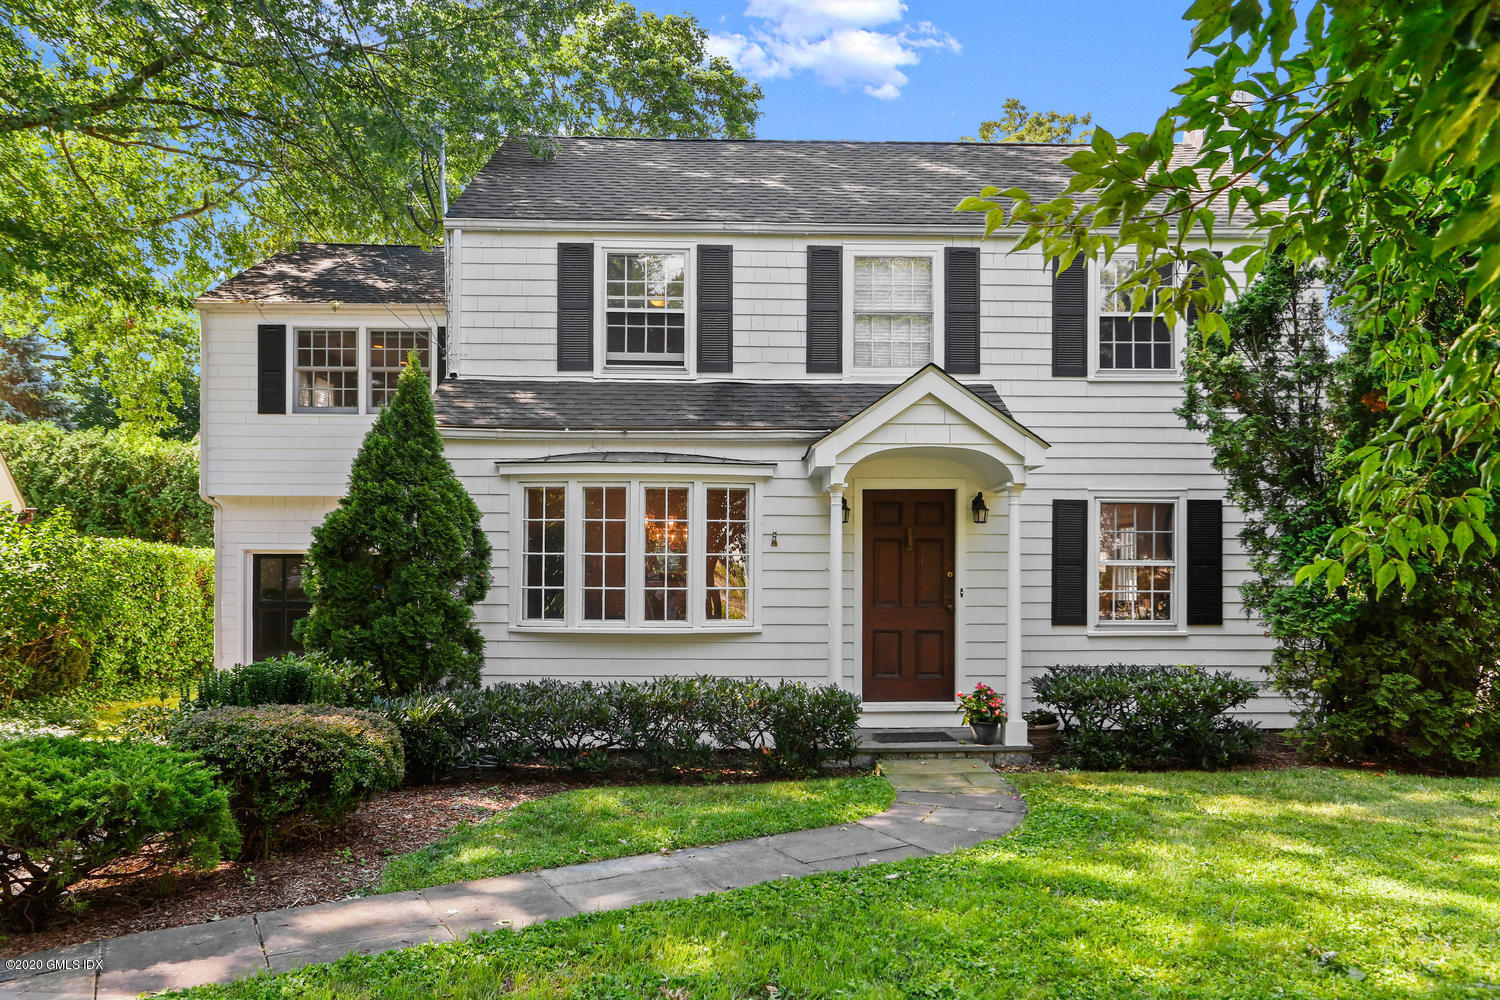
[605, 251, 686, 366]
[853, 255, 934, 368]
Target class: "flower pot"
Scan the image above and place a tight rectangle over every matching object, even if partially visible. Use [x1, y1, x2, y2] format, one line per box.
[1027, 721, 1061, 754]
[969, 722, 1001, 745]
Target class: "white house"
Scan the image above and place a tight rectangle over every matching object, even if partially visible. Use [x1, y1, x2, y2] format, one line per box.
[197, 137, 1282, 743]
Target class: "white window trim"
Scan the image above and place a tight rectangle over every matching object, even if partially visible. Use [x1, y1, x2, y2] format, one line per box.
[1087, 493, 1188, 636]
[593, 242, 698, 377]
[287, 321, 439, 415]
[367, 326, 438, 412]
[509, 475, 761, 634]
[842, 244, 945, 377]
[292, 326, 362, 414]
[1087, 258, 1185, 382]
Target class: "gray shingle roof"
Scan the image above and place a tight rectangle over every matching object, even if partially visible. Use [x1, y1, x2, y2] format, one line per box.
[447, 137, 1084, 227]
[200, 243, 444, 304]
[433, 378, 1012, 433]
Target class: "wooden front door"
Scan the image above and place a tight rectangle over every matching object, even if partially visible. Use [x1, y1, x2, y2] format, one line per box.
[862, 490, 956, 702]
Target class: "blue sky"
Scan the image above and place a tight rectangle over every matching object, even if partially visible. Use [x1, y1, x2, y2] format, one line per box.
[636, 0, 1201, 141]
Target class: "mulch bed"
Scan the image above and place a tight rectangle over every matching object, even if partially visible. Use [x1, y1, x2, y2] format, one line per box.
[0, 775, 572, 958]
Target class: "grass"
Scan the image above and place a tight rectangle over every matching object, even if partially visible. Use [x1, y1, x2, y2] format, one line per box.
[166, 767, 1500, 1000]
[0, 685, 180, 739]
[376, 774, 896, 893]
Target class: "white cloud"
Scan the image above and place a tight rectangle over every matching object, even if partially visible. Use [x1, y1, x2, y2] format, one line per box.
[707, 1, 958, 101]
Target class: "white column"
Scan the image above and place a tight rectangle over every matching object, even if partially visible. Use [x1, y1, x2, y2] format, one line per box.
[827, 483, 846, 688]
[1005, 483, 1027, 746]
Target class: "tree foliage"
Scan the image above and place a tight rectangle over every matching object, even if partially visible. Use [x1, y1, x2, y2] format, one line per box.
[1179, 254, 1500, 772]
[959, 0, 1500, 592]
[0, 0, 762, 307]
[961, 98, 1093, 143]
[296, 355, 490, 693]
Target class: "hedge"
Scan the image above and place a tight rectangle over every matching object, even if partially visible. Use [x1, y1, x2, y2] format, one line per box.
[0, 510, 214, 702]
[0, 422, 211, 546]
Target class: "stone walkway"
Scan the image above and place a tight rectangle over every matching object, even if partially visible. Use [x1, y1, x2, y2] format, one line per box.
[2, 761, 1024, 999]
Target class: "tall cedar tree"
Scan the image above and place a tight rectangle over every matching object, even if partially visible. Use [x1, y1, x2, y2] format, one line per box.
[296, 355, 489, 692]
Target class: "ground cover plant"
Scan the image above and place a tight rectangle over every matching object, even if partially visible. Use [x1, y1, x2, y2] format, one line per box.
[166, 768, 1500, 1000]
[377, 774, 894, 893]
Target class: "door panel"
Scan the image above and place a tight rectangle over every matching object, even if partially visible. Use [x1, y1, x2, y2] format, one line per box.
[862, 489, 956, 701]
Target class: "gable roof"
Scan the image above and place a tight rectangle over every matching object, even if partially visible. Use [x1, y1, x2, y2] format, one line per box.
[199, 243, 444, 304]
[433, 378, 1014, 433]
[448, 137, 1085, 228]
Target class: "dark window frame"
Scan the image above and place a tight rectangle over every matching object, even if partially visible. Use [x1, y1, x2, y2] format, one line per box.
[252, 553, 310, 660]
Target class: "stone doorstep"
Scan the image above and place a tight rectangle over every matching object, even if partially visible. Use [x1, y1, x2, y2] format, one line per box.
[3, 763, 1024, 1000]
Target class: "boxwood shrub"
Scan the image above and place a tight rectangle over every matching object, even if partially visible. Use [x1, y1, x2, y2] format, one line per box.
[0, 737, 238, 930]
[1033, 662, 1262, 770]
[168, 705, 403, 856]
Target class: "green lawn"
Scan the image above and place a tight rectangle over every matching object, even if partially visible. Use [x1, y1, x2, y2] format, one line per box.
[377, 774, 895, 893]
[170, 768, 1500, 1000]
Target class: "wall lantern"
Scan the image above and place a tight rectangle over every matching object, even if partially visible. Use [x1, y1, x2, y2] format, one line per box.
[971, 492, 990, 525]
[841, 496, 851, 524]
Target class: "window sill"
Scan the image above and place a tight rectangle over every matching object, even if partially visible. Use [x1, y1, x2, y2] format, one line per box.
[1086, 371, 1183, 383]
[508, 624, 761, 636]
[1086, 626, 1190, 637]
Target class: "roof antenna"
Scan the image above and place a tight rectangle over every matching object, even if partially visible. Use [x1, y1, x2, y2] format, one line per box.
[437, 125, 448, 218]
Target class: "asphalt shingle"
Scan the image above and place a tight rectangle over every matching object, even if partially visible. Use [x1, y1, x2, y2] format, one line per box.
[200, 243, 443, 304]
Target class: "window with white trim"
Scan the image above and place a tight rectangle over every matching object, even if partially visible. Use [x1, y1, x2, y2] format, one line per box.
[1098, 258, 1174, 371]
[582, 485, 627, 621]
[704, 487, 749, 621]
[295, 328, 359, 411]
[523, 485, 566, 620]
[369, 329, 431, 408]
[605, 251, 687, 366]
[853, 255, 934, 368]
[1097, 501, 1176, 622]
[643, 485, 690, 621]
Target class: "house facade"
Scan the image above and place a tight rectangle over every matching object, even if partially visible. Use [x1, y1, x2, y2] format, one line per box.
[198, 137, 1282, 742]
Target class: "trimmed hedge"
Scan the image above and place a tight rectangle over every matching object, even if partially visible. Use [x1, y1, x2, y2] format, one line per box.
[0, 737, 238, 931]
[168, 704, 403, 857]
[0, 511, 213, 702]
[1033, 663, 1262, 770]
[378, 676, 862, 779]
[0, 423, 211, 546]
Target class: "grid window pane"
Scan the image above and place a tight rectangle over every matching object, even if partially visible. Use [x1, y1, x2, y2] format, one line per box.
[704, 487, 750, 621]
[605, 252, 687, 366]
[853, 256, 933, 369]
[582, 486, 627, 621]
[295, 329, 360, 410]
[523, 485, 566, 620]
[1097, 502, 1176, 622]
[369, 329, 431, 408]
[643, 486, 689, 622]
[252, 554, 309, 659]
[1098, 260, 1173, 370]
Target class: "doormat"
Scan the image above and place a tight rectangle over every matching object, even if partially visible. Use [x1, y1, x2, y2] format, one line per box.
[871, 731, 957, 744]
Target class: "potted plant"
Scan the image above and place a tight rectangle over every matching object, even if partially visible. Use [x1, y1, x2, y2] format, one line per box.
[956, 683, 1006, 745]
[1024, 708, 1060, 754]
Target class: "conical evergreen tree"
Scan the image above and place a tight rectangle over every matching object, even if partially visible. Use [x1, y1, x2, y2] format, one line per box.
[295, 354, 490, 693]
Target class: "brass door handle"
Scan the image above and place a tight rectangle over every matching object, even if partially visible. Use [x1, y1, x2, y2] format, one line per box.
[904, 527, 913, 550]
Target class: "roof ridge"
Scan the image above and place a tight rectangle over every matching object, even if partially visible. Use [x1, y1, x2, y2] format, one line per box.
[518, 135, 1089, 148]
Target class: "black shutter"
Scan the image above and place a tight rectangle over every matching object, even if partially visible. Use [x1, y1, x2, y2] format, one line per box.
[557, 242, 593, 371]
[1051, 258, 1088, 377]
[1184, 251, 1224, 327]
[697, 245, 734, 372]
[436, 325, 448, 380]
[944, 247, 980, 374]
[1051, 499, 1088, 625]
[806, 245, 842, 373]
[257, 324, 286, 414]
[1186, 499, 1224, 625]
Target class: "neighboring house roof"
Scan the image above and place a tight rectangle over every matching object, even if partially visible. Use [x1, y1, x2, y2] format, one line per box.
[199, 243, 444, 304]
[448, 136, 1085, 227]
[0, 450, 26, 514]
[433, 377, 1014, 433]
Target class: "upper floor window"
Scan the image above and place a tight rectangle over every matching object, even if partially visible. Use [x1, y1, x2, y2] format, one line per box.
[605, 251, 686, 366]
[369, 329, 431, 409]
[1097, 501, 1176, 623]
[854, 255, 933, 368]
[295, 328, 359, 411]
[1098, 259, 1173, 372]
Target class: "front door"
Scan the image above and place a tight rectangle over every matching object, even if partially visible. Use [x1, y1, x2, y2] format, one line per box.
[862, 490, 956, 701]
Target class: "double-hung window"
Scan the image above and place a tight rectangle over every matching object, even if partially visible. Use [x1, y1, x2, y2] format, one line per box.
[605, 252, 687, 366]
[1097, 501, 1176, 623]
[295, 329, 359, 411]
[1098, 259, 1174, 372]
[369, 329, 431, 408]
[853, 255, 934, 368]
[518, 481, 753, 628]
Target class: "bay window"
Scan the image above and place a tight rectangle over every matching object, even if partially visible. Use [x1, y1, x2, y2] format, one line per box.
[523, 485, 566, 620]
[643, 486, 690, 621]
